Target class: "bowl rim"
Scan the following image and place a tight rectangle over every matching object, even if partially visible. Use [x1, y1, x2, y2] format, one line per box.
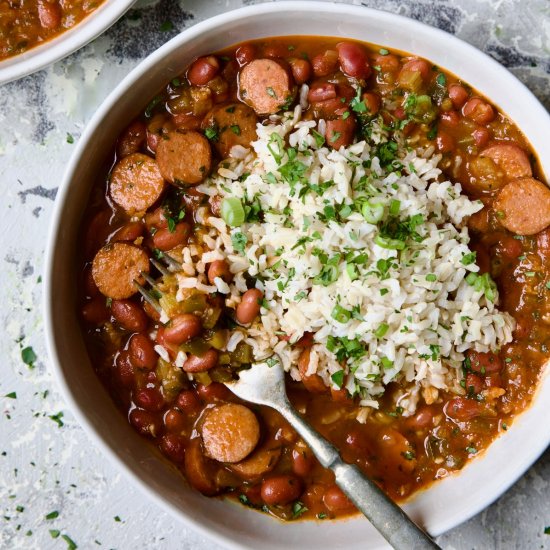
[0, 0, 136, 86]
[43, 2, 550, 547]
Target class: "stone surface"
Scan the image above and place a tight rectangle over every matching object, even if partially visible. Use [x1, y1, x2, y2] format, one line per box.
[0, 0, 549, 548]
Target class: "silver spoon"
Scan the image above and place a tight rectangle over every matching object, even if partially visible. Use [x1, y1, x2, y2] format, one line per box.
[225, 357, 441, 550]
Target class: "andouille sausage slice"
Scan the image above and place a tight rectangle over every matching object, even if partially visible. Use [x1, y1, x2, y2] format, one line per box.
[184, 437, 218, 496]
[109, 153, 165, 215]
[92, 242, 149, 299]
[494, 177, 550, 235]
[239, 59, 294, 115]
[156, 130, 212, 185]
[229, 442, 282, 480]
[202, 103, 258, 158]
[201, 403, 260, 463]
[480, 142, 532, 180]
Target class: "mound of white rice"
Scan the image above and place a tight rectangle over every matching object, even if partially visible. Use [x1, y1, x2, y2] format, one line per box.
[179, 102, 514, 419]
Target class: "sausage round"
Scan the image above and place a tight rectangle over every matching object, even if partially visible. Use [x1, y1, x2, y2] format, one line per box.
[200, 403, 260, 463]
[201, 103, 258, 158]
[92, 242, 149, 299]
[480, 142, 532, 180]
[184, 438, 218, 495]
[156, 130, 212, 185]
[494, 177, 550, 235]
[109, 153, 166, 215]
[239, 59, 294, 115]
[229, 443, 282, 480]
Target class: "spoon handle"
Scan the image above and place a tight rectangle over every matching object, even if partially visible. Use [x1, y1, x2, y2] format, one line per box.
[275, 399, 441, 550]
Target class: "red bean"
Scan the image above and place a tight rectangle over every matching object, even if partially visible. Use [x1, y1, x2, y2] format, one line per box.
[336, 42, 371, 79]
[394, 106, 407, 120]
[325, 115, 356, 149]
[164, 313, 202, 345]
[288, 58, 312, 85]
[311, 50, 339, 77]
[117, 120, 146, 158]
[196, 382, 230, 402]
[128, 333, 158, 370]
[83, 268, 100, 297]
[263, 43, 288, 59]
[134, 387, 164, 412]
[337, 83, 356, 100]
[236, 288, 263, 324]
[164, 408, 187, 432]
[187, 56, 220, 86]
[345, 429, 371, 454]
[495, 235, 523, 259]
[463, 98, 495, 125]
[405, 407, 433, 429]
[472, 127, 490, 148]
[467, 351, 503, 374]
[291, 447, 314, 476]
[323, 485, 355, 513]
[160, 433, 186, 463]
[81, 298, 109, 324]
[115, 351, 135, 388]
[439, 110, 460, 127]
[207, 260, 233, 285]
[129, 409, 162, 438]
[260, 475, 302, 506]
[152, 222, 190, 251]
[176, 390, 202, 414]
[183, 349, 219, 373]
[145, 206, 168, 231]
[448, 84, 468, 109]
[465, 373, 484, 394]
[236, 44, 256, 66]
[445, 396, 484, 421]
[111, 221, 144, 243]
[172, 113, 202, 130]
[111, 300, 148, 332]
[436, 130, 454, 153]
[362, 92, 380, 115]
[308, 82, 337, 103]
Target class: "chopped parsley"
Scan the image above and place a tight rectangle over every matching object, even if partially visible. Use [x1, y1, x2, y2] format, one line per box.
[21, 346, 37, 368]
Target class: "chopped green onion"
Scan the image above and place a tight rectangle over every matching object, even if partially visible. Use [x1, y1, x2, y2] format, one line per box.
[331, 304, 351, 324]
[374, 235, 406, 250]
[361, 201, 384, 223]
[380, 357, 394, 369]
[374, 323, 389, 338]
[461, 252, 477, 265]
[221, 197, 245, 227]
[389, 199, 401, 216]
[425, 273, 437, 282]
[331, 370, 345, 388]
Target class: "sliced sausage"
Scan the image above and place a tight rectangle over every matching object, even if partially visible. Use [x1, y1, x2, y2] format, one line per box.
[229, 443, 282, 480]
[239, 59, 294, 115]
[201, 103, 258, 158]
[156, 130, 212, 185]
[480, 142, 532, 180]
[92, 242, 149, 299]
[200, 403, 260, 463]
[494, 177, 550, 235]
[184, 438, 218, 495]
[109, 153, 165, 215]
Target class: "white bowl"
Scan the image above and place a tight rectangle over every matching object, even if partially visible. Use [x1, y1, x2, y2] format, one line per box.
[44, 3, 550, 549]
[0, 0, 135, 85]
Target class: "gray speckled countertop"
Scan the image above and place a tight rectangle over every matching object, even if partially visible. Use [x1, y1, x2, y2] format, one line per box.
[1, 0, 549, 548]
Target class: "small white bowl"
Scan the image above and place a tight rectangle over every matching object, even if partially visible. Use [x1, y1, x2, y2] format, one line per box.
[44, 3, 550, 549]
[0, 0, 135, 85]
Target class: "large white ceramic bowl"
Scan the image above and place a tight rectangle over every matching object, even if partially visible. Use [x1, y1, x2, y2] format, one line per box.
[44, 3, 550, 549]
[0, 0, 135, 85]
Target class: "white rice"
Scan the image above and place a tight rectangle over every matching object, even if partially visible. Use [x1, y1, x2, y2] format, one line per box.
[182, 106, 515, 419]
